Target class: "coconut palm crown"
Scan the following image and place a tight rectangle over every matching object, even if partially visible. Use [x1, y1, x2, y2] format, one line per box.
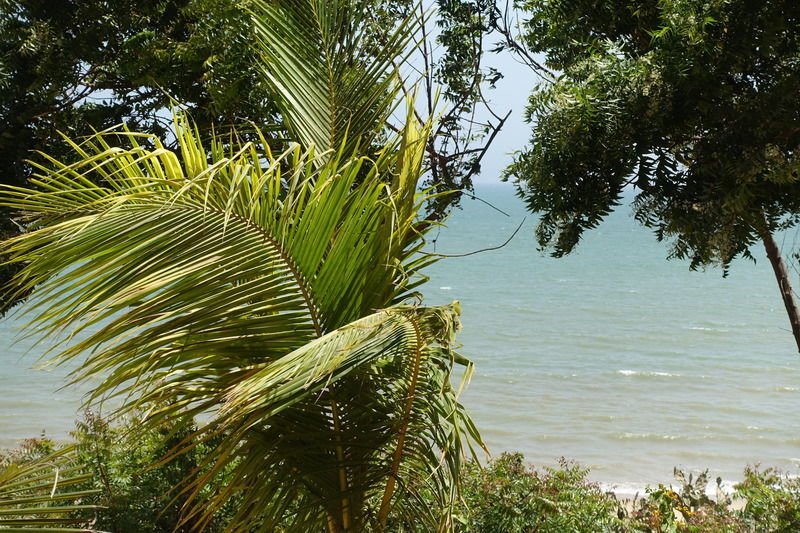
[0, 0, 484, 529]
[0, 105, 481, 531]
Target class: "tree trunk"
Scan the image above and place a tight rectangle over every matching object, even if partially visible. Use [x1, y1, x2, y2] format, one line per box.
[326, 517, 342, 533]
[761, 229, 800, 352]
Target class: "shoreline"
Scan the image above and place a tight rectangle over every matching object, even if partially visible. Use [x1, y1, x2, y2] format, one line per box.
[600, 479, 742, 503]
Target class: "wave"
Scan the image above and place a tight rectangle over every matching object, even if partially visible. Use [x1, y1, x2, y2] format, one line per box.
[617, 369, 681, 378]
[613, 433, 789, 445]
[688, 326, 730, 333]
[617, 433, 683, 441]
[743, 386, 800, 393]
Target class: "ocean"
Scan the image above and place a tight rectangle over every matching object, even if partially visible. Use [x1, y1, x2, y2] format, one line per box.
[1, 183, 799, 489]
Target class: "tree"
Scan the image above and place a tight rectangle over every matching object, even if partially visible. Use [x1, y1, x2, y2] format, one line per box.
[1, 112, 479, 533]
[0, 0, 483, 529]
[0, 0, 278, 189]
[417, 0, 513, 220]
[0, 0, 511, 315]
[0, 0, 279, 313]
[506, 0, 800, 349]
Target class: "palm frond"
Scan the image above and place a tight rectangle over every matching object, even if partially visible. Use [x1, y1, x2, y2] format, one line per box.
[0, 110, 481, 531]
[0, 446, 101, 532]
[250, 0, 421, 156]
[176, 304, 478, 532]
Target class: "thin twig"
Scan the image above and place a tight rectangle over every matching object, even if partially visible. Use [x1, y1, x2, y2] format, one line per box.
[460, 190, 511, 217]
[466, 109, 511, 175]
[426, 217, 526, 257]
[492, 0, 555, 83]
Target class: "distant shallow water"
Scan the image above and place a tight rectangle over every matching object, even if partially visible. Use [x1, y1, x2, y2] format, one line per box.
[1, 184, 799, 489]
[423, 185, 800, 486]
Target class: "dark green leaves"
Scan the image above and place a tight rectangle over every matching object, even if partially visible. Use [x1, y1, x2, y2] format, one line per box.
[509, 0, 800, 268]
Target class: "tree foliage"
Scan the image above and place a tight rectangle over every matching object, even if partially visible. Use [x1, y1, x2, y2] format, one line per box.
[0, 0, 513, 316]
[421, 0, 510, 218]
[0, 0, 275, 189]
[70, 411, 242, 532]
[0, 110, 481, 530]
[1, 2, 495, 527]
[0, 0, 278, 313]
[508, 0, 800, 270]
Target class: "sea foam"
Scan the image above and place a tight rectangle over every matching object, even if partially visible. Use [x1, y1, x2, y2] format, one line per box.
[617, 370, 681, 378]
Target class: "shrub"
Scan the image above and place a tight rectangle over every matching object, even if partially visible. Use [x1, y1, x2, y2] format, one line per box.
[735, 466, 800, 533]
[627, 468, 747, 533]
[0, 434, 57, 465]
[70, 411, 239, 532]
[9, 427, 800, 533]
[454, 452, 624, 533]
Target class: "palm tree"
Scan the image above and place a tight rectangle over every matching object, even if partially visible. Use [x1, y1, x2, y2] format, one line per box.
[0, 0, 484, 529]
[0, 106, 481, 530]
[0, 445, 100, 531]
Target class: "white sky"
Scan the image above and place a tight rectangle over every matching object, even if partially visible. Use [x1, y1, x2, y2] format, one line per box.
[398, 6, 544, 186]
[470, 46, 542, 184]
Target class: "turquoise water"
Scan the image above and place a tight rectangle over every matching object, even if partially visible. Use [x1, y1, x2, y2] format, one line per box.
[2, 184, 799, 488]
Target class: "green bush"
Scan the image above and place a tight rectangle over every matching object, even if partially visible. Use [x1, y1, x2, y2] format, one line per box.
[0, 434, 58, 465]
[8, 425, 800, 533]
[735, 466, 800, 533]
[454, 453, 624, 533]
[628, 469, 746, 533]
[70, 411, 239, 533]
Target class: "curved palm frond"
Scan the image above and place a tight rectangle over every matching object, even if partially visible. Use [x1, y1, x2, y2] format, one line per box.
[2, 113, 419, 403]
[250, 0, 421, 156]
[0, 111, 481, 531]
[180, 304, 477, 532]
[0, 445, 100, 532]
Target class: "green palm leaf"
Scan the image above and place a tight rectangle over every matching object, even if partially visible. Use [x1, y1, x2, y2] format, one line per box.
[178, 304, 477, 532]
[0, 446, 101, 532]
[250, 0, 421, 156]
[1, 110, 481, 531]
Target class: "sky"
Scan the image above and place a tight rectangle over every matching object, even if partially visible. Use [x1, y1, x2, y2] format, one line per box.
[467, 45, 543, 184]
[396, 5, 546, 186]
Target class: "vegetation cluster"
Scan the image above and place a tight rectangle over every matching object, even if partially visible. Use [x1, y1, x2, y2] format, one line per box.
[4, 418, 800, 533]
[0, 0, 798, 530]
[507, 0, 800, 349]
[0, 0, 485, 528]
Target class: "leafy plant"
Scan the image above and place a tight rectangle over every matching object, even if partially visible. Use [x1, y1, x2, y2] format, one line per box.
[629, 468, 744, 533]
[0, 105, 481, 531]
[735, 465, 800, 532]
[507, 0, 800, 350]
[70, 410, 240, 533]
[430, 453, 623, 533]
[0, 443, 100, 532]
[0, 0, 497, 528]
[250, 0, 418, 157]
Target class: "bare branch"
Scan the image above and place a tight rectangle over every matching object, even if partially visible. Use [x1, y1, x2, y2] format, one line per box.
[425, 217, 526, 257]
